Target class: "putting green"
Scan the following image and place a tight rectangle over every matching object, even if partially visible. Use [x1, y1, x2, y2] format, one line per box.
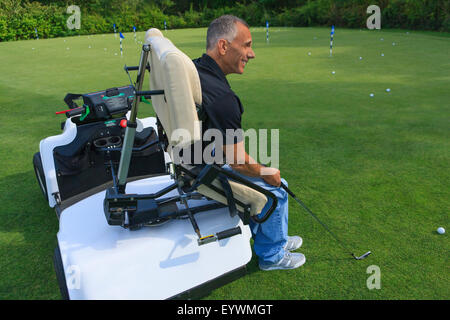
[0, 27, 448, 299]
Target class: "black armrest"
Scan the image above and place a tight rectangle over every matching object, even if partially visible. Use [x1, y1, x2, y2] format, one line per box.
[214, 165, 278, 223]
[178, 164, 278, 224]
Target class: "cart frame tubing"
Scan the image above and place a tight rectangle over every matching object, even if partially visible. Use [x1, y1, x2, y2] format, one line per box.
[117, 45, 151, 188]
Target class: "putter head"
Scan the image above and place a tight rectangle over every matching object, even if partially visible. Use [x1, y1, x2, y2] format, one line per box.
[352, 251, 371, 260]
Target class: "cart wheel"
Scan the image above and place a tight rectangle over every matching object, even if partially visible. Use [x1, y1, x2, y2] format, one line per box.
[33, 152, 48, 202]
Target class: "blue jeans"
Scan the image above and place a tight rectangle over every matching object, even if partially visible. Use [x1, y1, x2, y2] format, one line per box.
[222, 165, 289, 264]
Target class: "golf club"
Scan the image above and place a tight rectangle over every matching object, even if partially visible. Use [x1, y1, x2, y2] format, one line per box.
[280, 182, 371, 260]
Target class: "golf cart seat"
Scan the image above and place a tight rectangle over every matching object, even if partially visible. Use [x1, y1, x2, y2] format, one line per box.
[145, 28, 276, 222]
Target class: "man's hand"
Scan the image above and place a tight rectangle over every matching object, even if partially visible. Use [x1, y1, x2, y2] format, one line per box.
[224, 141, 281, 187]
[261, 166, 281, 187]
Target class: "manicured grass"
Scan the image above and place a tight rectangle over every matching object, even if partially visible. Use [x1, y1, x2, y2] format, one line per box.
[0, 27, 448, 299]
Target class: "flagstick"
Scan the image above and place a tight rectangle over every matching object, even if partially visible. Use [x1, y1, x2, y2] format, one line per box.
[133, 26, 137, 43]
[119, 32, 125, 57]
[114, 24, 117, 38]
[35, 28, 39, 40]
[266, 21, 269, 43]
[330, 25, 335, 57]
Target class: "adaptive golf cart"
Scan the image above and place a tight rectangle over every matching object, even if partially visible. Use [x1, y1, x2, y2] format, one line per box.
[33, 28, 278, 299]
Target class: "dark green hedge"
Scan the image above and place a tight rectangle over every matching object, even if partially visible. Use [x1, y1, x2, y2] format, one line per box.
[1, 0, 448, 42]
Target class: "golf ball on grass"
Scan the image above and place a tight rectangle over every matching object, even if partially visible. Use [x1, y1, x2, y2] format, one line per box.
[332, 71, 335, 75]
[370, 93, 374, 97]
[386, 88, 391, 92]
[437, 227, 445, 234]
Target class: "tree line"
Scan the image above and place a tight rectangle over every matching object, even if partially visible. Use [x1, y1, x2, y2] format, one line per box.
[1, 0, 448, 41]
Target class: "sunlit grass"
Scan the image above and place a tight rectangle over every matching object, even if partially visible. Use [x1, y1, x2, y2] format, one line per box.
[0, 27, 448, 299]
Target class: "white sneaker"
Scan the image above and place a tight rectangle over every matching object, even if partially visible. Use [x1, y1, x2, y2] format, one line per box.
[259, 251, 306, 271]
[284, 236, 303, 251]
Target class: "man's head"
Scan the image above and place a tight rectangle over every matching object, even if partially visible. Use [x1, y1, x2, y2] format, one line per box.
[206, 15, 255, 75]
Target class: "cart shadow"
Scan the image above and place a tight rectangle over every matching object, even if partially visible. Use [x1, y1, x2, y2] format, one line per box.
[159, 234, 200, 269]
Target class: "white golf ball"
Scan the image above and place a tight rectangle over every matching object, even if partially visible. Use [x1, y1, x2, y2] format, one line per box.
[386, 88, 391, 92]
[359, 56, 363, 60]
[437, 227, 445, 234]
[381, 53, 385, 57]
[308, 52, 311, 56]
[392, 42, 396, 46]
[370, 93, 374, 97]
[332, 71, 336, 75]
[66, 47, 70, 50]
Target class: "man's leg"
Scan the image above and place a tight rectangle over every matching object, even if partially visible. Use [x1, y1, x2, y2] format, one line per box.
[249, 178, 289, 265]
[221, 165, 289, 264]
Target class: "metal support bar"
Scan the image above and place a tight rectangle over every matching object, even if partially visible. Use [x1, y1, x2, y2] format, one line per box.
[117, 45, 150, 188]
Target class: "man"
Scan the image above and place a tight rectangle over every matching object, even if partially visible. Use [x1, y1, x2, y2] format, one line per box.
[193, 15, 305, 271]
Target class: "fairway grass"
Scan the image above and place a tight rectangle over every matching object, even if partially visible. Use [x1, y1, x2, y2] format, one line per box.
[0, 27, 448, 300]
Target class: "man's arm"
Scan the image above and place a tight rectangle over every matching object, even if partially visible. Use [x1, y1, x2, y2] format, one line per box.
[223, 141, 281, 187]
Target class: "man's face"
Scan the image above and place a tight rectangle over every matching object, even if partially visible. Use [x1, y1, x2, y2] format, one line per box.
[222, 22, 255, 75]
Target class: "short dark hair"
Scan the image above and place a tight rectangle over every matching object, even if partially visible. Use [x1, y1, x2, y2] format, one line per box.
[206, 15, 249, 51]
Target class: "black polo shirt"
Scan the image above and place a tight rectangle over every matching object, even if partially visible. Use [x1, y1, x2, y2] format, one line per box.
[193, 54, 244, 145]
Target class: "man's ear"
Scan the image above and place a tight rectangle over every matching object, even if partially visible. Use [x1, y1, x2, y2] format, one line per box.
[217, 39, 228, 56]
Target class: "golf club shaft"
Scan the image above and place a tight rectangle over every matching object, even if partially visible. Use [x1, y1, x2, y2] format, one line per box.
[280, 182, 354, 256]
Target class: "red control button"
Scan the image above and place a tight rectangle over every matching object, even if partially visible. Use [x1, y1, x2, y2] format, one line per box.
[119, 119, 127, 128]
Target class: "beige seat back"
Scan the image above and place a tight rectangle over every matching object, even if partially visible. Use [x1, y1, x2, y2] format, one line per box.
[145, 28, 202, 151]
[145, 28, 268, 216]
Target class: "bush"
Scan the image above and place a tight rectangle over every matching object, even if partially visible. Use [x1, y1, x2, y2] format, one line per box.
[137, 7, 169, 30]
[0, 15, 10, 41]
[0, 0, 449, 42]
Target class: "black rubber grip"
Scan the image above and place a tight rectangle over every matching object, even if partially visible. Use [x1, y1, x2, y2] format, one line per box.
[124, 65, 150, 72]
[216, 227, 242, 240]
[280, 182, 296, 198]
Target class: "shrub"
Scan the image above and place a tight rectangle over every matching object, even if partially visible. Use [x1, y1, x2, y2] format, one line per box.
[1, 0, 448, 42]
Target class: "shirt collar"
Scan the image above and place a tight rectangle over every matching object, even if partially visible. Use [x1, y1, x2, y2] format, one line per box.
[200, 53, 230, 87]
